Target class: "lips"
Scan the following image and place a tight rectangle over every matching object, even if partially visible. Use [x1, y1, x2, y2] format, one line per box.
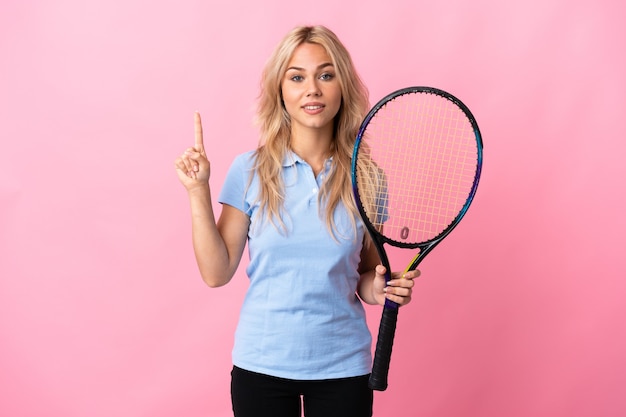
[302, 102, 325, 114]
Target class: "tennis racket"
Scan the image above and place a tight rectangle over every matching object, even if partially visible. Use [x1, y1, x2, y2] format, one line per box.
[351, 86, 483, 391]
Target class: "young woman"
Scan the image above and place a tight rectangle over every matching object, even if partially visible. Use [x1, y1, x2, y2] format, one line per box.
[174, 25, 419, 417]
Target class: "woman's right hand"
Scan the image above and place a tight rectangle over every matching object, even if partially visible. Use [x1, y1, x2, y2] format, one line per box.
[174, 112, 211, 191]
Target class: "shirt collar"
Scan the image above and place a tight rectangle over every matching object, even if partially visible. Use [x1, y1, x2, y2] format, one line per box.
[281, 150, 334, 168]
[282, 150, 303, 167]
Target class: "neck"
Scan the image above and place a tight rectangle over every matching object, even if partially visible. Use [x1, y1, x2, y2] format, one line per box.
[289, 126, 333, 175]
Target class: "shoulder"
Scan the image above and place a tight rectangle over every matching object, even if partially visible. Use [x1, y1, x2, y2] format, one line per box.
[225, 150, 257, 179]
[219, 150, 258, 209]
[231, 150, 257, 169]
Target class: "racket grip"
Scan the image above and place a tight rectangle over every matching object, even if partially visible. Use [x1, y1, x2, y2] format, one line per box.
[368, 305, 399, 391]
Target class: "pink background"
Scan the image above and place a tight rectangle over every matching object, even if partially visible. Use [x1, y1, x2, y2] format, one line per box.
[1, 0, 624, 416]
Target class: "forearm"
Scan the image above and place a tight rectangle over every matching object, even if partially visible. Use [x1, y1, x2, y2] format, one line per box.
[187, 184, 234, 287]
[357, 269, 383, 306]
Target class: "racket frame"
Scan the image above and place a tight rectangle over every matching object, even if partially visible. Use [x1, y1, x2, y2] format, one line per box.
[351, 86, 483, 391]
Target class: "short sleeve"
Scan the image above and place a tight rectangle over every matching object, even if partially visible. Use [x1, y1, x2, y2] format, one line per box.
[218, 151, 255, 214]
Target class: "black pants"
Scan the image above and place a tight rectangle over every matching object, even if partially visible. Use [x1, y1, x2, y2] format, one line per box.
[231, 366, 373, 417]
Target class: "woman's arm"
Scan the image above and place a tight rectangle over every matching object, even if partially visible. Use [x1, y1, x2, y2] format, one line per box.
[356, 235, 418, 306]
[187, 185, 249, 287]
[175, 112, 249, 287]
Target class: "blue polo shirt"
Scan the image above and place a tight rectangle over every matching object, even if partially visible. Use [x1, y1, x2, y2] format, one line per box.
[218, 150, 372, 380]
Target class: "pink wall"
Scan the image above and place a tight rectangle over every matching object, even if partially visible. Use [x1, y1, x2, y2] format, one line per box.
[1, 0, 624, 416]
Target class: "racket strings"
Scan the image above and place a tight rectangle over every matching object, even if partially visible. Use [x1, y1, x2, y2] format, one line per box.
[356, 92, 478, 245]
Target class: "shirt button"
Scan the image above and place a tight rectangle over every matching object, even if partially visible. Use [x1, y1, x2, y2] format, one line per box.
[312, 188, 318, 193]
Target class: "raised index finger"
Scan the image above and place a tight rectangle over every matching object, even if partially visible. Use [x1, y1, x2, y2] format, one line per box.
[194, 111, 204, 152]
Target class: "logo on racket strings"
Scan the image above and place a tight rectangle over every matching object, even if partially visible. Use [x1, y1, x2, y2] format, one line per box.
[400, 226, 409, 240]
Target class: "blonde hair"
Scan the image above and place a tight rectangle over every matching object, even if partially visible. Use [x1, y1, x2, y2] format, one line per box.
[251, 25, 370, 238]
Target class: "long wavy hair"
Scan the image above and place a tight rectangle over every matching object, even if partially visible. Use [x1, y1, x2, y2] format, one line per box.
[251, 25, 371, 239]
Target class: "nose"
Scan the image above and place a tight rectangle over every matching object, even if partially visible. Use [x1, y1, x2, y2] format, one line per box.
[306, 79, 321, 97]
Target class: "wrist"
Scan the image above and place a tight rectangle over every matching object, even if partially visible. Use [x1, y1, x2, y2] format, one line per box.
[186, 182, 210, 196]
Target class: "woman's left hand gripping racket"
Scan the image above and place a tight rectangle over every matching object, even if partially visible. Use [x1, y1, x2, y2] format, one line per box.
[351, 86, 483, 391]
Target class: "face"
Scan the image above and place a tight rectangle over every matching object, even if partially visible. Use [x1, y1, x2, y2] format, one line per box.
[281, 43, 342, 136]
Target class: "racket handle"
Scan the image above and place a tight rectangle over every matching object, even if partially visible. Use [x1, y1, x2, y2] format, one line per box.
[368, 305, 399, 391]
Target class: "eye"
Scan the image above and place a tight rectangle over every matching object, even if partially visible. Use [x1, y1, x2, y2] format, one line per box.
[290, 74, 304, 82]
[319, 72, 335, 81]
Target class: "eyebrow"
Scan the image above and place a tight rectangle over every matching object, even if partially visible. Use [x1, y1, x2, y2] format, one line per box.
[285, 62, 334, 72]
